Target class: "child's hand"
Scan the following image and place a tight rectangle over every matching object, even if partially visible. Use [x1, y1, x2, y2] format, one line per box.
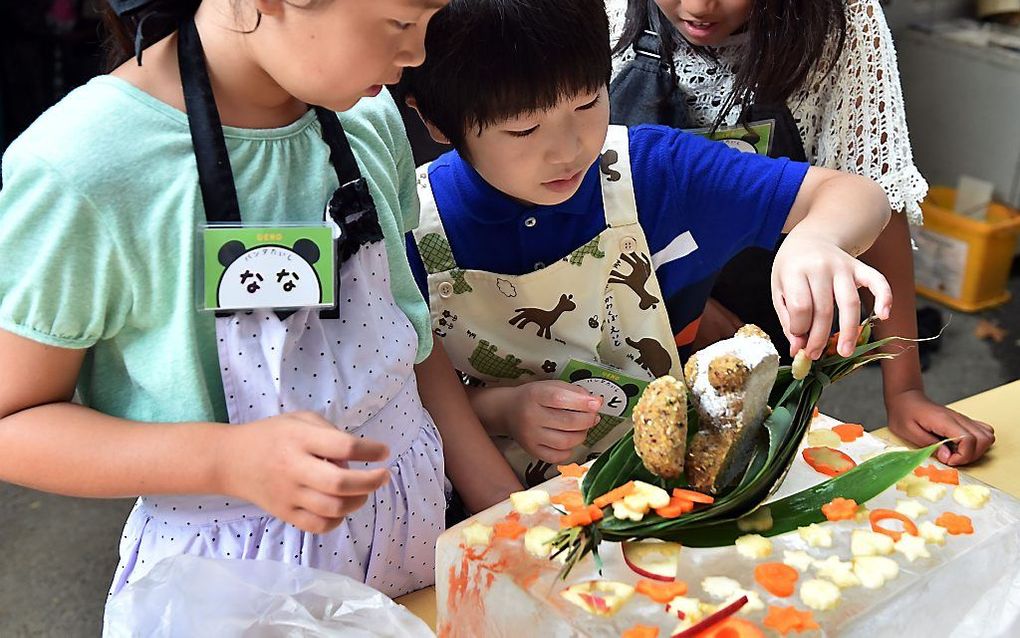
[505, 381, 603, 464]
[886, 389, 995, 465]
[221, 412, 391, 534]
[772, 233, 892, 359]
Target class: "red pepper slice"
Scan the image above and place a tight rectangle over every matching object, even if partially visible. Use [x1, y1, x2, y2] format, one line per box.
[802, 446, 857, 477]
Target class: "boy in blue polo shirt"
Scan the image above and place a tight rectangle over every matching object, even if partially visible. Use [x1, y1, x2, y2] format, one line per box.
[400, 0, 893, 485]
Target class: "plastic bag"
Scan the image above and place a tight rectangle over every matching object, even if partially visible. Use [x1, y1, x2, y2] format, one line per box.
[103, 555, 435, 637]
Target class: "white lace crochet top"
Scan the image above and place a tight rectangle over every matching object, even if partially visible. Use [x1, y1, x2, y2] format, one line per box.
[608, 0, 927, 223]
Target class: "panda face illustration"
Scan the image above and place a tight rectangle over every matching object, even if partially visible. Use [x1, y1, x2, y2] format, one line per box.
[722, 138, 758, 154]
[216, 239, 323, 309]
[568, 369, 640, 417]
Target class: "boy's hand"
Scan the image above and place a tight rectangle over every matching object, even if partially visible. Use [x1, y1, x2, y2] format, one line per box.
[886, 389, 995, 465]
[505, 381, 603, 464]
[772, 233, 892, 359]
[221, 412, 391, 534]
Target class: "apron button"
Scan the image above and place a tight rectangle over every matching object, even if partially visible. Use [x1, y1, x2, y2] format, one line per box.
[524, 216, 538, 228]
[438, 281, 454, 298]
[621, 236, 638, 252]
[533, 262, 546, 271]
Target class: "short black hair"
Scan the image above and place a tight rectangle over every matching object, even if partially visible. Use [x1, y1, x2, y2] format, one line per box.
[399, 0, 611, 149]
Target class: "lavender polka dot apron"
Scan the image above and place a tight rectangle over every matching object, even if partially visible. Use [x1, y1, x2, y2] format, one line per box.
[109, 18, 445, 601]
[412, 125, 681, 486]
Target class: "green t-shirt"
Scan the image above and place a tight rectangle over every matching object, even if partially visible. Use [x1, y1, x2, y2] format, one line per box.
[0, 77, 432, 424]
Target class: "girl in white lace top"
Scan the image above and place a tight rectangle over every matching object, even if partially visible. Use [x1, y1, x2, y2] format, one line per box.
[608, 0, 995, 465]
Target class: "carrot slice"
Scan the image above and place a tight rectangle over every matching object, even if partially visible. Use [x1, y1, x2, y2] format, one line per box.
[551, 490, 586, 512]
[557, 463, 588, 479]
[635, 579, 688, 603]
[753, 562, 799, 598]
[763, 606, 819, 635]
[869, 508, 920, 541]
[811, 406, 820, 419]
[935, 512, 974, 535]
[672, 488, 715, 504]
[914, 464, 960, 485]
[824, 325, 865, 356]
[493, 513, 527, 540]
[559, 504, 604, 529]
[622, 625, 659, 638]
[801, 446, 856, 477]
[696, 617, 765, 638]
[821, 497, 858, 522]
[655, 495, 695, 519]
[593, 481, 636, 509]
[831, 423, 865, 443]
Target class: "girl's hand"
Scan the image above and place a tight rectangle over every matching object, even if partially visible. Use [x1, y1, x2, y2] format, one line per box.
[220, 412, 391, 534]
[772, 232, 892, 360]
[504, 381, 603, 464]
[886, 389, 995, 465]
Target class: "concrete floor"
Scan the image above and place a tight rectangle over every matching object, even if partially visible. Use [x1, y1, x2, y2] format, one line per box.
[2, 278, 1018, 637]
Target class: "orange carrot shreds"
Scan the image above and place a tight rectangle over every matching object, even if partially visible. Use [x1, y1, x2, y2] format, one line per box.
[831, 423, 865, 443]
[869, 508, 920, 541]
[821, 497, 859, 522]
[493, 515, 527, 540]
[697, 617, 765, 638]
[914, 464, 960, 485]
[824, 325, 865, 357]
[621, 625, 659, 638]
[654, 495, 695, 519]
[635, 579, 689, 603]
[753, 563, 799, 598]
[593, 481, 636, 509]
[802, 446, 857, 477]
[935, 511, 974, 535]
[551, 490, 586, 512]
[556, 463, 588, 479]
[559, 504, 604, 529]
[672, 488, 716, 505]
[763, 606, 820, 636]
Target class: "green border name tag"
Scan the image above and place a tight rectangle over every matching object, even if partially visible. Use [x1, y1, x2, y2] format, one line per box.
[691, 119, 775, 156]
[201, 226, 336, 311]
[560, 359, 649, 420]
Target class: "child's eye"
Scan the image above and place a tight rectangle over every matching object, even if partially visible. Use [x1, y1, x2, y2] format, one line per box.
[576, 95, 601, 111]
[506, 125, 539, 138]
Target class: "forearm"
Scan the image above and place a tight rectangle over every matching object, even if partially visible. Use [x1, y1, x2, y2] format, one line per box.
[786, 170, 892, 257]
[0, 402, 227, 498]
[415, 342, 523, 512]
[858, 212, 925, 398]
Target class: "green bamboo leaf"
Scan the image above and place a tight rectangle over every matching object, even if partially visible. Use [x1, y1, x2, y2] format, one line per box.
[644, 443, 940, 547]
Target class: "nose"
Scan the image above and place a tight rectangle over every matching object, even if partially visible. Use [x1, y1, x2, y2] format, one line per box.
[546, 121, 584, 167]
[397, 28, 428, 68]
[680, 0, 718, 18]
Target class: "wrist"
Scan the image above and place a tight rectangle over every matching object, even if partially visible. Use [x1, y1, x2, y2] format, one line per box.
[470, 385, 518, 437]
[206, 422, 239, 497]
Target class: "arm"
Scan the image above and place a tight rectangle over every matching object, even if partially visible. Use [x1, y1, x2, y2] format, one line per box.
[859, 215, 995, 465]
[0, 329, 389, 533]
[414, 340, 524, 511]
[775, 166, 892, 359]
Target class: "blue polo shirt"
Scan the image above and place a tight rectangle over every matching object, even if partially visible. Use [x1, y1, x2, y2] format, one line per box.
[406, 124, 809, 358]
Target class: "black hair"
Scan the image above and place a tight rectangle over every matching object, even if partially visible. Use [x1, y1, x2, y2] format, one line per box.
[399, 0, 612, 149]
[613, 0, 848, 131]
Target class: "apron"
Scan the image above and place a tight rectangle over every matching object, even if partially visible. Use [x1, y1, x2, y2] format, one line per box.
[110, 17, 446, 600]
[413, 126, 681, 486]
[610, 25, 809, 360]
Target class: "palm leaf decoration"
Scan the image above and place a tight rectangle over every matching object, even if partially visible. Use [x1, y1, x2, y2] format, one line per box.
[552, 318, 936, 577]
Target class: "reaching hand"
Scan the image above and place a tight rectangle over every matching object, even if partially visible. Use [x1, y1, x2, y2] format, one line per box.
[220, 411, 391, 533]
[504, 381, 603, 464]
[886, 389, 995, 465]
[773, 233, 892, 360]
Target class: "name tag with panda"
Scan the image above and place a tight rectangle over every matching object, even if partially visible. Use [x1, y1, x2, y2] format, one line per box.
[561, 359, 650, 420]
[688, 119, 775, 156]
[200, 225, 337, 311]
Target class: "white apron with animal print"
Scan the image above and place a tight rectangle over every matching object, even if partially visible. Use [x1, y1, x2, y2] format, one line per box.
[413, 125, 680, 486]
[111, 217, 447, 599]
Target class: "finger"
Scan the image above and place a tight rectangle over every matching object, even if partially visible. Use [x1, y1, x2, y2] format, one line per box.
[538, 382, 603, 413]
[544, 408, 601, 433]
[306, 430, 390, 463]
[804, 276, 834, 359]
[952, 418, 994, 463]
[854, 262, 892, 320]
[778, 275, 813, 343]
[538, 427, 590, 452]
[833, 272, 861, 357]
[303, 462, 390, 497]
[534, 445, 575, 465]
[288, 507, 344, 534]
[296, 487, 355, 519]
[943, 428, 977, 466]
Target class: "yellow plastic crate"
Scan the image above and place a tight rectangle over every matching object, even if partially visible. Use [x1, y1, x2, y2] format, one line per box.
[914, 186, 1020, 312]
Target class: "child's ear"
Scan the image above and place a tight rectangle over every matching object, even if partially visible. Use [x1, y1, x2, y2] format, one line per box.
[254, 0, 285, 18]
[405, 95, 451, 146]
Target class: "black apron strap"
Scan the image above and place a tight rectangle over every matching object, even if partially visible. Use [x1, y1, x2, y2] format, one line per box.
[178, 17, 241, 223]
